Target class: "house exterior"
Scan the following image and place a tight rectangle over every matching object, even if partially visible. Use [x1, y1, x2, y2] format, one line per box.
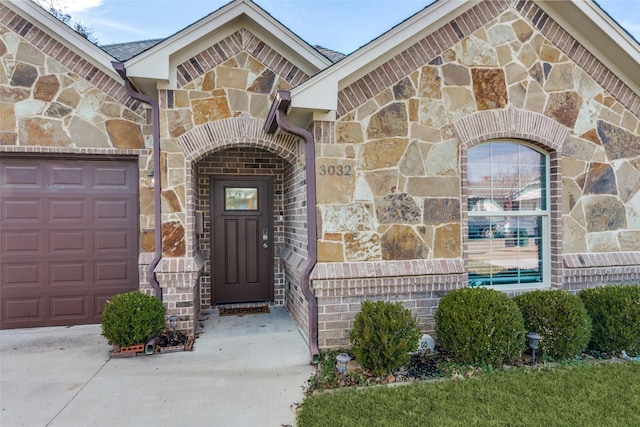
[1, 0, 639, 358]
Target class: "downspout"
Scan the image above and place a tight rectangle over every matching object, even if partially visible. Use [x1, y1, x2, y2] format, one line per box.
[264, 90, 319, 362]
[112, 61, 162, 300]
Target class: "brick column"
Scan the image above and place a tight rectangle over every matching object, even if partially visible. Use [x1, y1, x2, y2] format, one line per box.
[139, 254, 203, 338]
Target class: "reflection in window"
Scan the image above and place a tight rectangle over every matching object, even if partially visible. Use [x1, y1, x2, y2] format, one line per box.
[467, 142, 547, 287]
[225, 187, 258, 210]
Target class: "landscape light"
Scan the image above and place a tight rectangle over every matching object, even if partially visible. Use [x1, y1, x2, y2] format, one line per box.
[526, 332, 542, 365]
[336, 353, 351, 379]
[169, 315, 178, 338]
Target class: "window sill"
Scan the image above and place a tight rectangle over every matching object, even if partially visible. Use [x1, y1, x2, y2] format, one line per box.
[480, 283, 551, 293]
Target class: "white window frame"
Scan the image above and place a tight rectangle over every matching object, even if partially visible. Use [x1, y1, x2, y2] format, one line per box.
[467, 140, 550, 290]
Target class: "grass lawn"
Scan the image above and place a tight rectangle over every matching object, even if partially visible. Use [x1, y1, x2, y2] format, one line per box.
[297, 362, 640, 427]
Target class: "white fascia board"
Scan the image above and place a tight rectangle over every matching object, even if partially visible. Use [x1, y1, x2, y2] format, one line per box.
[535, 0, 640, 95]
[5, 0, 120, 80]
[124, 0, 331, 88]
[291, 0, 475, 113]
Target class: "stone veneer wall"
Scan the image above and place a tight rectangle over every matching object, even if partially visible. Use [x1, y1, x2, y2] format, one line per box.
[311, 0, 640, 348]
[195, 147, 286, 308]
[0, 5, 146, 120]
[0, 6, 149, 150]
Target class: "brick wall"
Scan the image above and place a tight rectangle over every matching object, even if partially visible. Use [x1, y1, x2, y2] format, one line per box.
[195, 146, 285, 308]
[139, 253, 203, 337]
[281, 159, 311, 337]
[563, 252, 640, 291]
[311, 259, 467, 348]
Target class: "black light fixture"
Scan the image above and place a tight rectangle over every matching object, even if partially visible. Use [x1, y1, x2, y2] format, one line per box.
[526, 332, 541, 365]
[145, 169, 155, 189]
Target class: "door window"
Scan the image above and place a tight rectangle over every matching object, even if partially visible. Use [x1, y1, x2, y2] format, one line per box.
[224, 187, 258, 211]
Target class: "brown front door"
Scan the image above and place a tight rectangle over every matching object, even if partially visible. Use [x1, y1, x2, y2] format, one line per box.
[212, 176, 273, 304]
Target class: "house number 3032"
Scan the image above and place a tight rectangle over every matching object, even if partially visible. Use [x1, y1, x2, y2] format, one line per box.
[318, 164, 352, 176]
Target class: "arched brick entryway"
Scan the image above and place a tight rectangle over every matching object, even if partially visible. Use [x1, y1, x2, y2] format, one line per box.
[177, 114, 306, 309]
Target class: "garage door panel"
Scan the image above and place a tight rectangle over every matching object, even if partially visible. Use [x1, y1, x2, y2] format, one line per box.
[49, 295, 88, 319]
[94, 166, 130, 188]
[2, 297, 44, 323]
[95, 230, 129, 251]
[3, 231, 41, 253]
[49, 199, 86, 222]
[94, 199, 129, 221]
[0, 157, 139, 329]
[95, 260, 133, 282]
[1, 164, 42, 188]
[1, 263, 42, 287]
[49, 230, 88, 252]
[50, 165, 87, 188]
[2, 199, 41, 223]
[50, 262, 88, 286]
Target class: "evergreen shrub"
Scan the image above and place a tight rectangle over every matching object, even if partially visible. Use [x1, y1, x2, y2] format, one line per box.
[579, 285, 640, 356]
[435, 287, 525, 367]
[349, 300, 421, 377]
[101, 291, 166, 347]
[514, 290, 591, 360]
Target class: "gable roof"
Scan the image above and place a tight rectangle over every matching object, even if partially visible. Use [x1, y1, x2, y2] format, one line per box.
[3, 0, 122, 82]
[313, 46, 347, 63]
[287, 0, 640, 125]
[121, 0, 333, 95]
[101, 38, 345, 64]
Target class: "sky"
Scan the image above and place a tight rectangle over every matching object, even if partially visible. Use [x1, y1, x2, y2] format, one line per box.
[34, 0, 640, 54]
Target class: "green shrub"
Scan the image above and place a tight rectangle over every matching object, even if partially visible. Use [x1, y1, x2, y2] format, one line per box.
[435, 287, 525, 367]
[514, 290, 591, 360]
[579, 285, 640, 356]
[349, 300, 421, 377]
[101, 291, 166, 347]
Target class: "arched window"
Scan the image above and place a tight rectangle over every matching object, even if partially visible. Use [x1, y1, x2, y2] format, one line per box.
[467, 141, 549, 287]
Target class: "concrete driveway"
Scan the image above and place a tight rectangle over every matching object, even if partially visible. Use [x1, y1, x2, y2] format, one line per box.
[0, 307, 314, 427]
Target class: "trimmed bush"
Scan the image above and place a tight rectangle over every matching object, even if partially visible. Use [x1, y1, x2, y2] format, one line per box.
[579, 285, 640, 356]
[101, 291, 166, 347]
[514, 290, 591, 360]
[435, 287, 525, 367]
[349, 300, 421, 377]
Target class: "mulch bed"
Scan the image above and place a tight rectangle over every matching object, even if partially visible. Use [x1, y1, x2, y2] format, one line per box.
[307, 348, 622, 395]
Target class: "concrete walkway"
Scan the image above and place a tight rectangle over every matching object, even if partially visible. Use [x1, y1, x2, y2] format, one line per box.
[0, 307, 315, 427]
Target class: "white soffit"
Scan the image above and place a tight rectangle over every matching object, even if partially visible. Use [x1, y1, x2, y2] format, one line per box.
[124, 0, 331, 88]
[536, 0, 640, 96]
[5, 0, 120, 80]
